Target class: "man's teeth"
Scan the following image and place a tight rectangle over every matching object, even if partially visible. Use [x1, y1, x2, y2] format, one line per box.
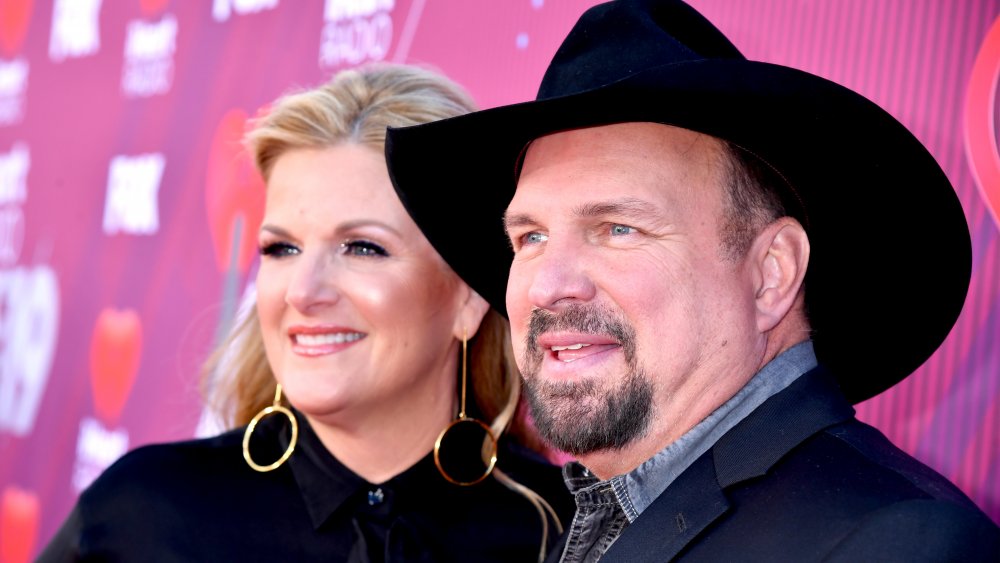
[295, 332, 363, 346]
[550, 343, 590, 351]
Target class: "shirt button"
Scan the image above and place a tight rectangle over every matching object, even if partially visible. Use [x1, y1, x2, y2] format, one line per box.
[368, 488, 384, 506]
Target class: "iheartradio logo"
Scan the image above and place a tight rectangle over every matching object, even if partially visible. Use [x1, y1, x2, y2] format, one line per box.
[0, 265, 59, 437]
[965, 16, 1000, 230]
[324, 0, 393, 20]
[48, 0, 102, 62]
[0, 141, 28, 272]
[319, 0, 394, 69]
[0, 58, 28, 126]
[212, 0, 278, 23]
[0, 142, 28, 206]
[0, 0, 34, 57]
[121, 13, 176, 98]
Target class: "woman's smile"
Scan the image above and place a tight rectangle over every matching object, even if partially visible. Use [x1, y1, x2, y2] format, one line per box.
[287, 325, 366, 356]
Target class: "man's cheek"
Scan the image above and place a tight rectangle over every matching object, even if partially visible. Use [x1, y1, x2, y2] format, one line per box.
[505, 271, 531, 327]
[509, 327, 528, 359]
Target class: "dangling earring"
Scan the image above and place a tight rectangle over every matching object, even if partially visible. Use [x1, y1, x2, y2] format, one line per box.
[243, 383, 299, 472]
[434, 329, 498, 486]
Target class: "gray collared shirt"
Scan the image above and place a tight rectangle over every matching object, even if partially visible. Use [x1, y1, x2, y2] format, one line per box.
[557, 341, 818, 562]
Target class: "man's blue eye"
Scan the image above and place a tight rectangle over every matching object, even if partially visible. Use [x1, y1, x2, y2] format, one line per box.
[524, 232, 548, 245]
[610, 224, 635, 236]
[341, 240, 388, 257]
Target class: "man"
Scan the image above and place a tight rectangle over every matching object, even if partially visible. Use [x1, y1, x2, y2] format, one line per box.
[385, 0, 1000, 560]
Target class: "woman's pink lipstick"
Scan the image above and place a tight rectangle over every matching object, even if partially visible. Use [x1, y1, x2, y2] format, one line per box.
[288, 325, 366, 357]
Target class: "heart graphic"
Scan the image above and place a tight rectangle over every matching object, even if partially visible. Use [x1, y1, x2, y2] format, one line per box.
[89, 308, 143, 426]
[0, 0, 34, 57]
[139, 0, 169, 17]
[964, 15, 1000, 231]
[205, 108, 266, 274]
[0, 486, 39, 563]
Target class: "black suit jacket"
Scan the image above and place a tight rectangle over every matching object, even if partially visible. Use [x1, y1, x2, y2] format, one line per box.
[553, 367, 1000, 562]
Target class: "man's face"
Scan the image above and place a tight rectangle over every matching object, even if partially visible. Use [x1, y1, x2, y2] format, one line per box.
[504, 123, 760, 456]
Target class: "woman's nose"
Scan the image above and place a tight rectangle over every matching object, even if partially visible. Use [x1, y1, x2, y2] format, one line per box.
[284, 251, 339, 313]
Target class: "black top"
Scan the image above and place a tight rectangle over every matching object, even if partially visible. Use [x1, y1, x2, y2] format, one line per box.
[40, 410, 574, 562]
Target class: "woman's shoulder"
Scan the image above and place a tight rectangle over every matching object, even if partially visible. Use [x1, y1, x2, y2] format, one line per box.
[102, 427, 243, 473]
[80, 427, 249, 504]
[42, 427, 316, 561]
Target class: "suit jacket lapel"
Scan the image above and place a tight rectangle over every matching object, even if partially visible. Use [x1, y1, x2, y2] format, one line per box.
[600, 366, 854, 562]
[600, 452, 728, 562]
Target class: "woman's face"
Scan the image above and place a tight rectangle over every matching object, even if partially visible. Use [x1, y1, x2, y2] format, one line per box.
[256, 144, 467, 424]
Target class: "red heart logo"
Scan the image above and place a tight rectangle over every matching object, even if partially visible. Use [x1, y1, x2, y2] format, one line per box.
[205, 108, 266, 274]
[0, 486, 39, 563]
[0, 0, 34, 57]
[965, 15, 1000, 231]
[139, 0, 169, 17]
[89, 308, 143, 426]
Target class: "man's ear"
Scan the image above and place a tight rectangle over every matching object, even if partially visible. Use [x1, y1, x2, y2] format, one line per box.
[453, 285, 491, 340]
[750, 217, 810, 333]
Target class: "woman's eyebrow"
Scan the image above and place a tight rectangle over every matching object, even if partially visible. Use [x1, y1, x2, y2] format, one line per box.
[259, 219, 403, 238]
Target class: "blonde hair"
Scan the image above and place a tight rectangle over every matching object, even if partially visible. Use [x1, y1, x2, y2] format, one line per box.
[201, 64, 561, 559]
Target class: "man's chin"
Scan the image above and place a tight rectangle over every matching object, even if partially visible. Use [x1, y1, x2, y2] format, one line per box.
[525, 377, 654, 455]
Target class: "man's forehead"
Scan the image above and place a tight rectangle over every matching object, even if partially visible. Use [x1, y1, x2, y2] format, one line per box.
[509, 122, 726, 211]
[520, 121, 718, 160]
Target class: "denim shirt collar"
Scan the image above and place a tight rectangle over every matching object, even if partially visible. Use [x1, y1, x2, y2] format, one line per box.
[606, 340, 818, 521]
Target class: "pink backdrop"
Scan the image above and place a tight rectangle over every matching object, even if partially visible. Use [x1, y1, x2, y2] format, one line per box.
[0, 1, 997, 560]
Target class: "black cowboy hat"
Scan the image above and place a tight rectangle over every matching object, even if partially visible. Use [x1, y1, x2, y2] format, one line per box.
[385, 0, 971, 403]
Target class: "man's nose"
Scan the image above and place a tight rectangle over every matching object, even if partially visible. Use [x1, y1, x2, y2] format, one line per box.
[285, 252, 339, 313]
[526, 236, 596, 311]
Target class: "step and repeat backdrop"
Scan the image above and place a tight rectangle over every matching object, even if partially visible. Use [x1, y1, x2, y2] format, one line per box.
[0, 0, 998, 559]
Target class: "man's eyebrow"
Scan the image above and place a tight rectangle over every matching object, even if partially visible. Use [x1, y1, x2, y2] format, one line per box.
[504, 198, 661, 234]
[502, 212, 538, 234]
[574, 197, 658, 221]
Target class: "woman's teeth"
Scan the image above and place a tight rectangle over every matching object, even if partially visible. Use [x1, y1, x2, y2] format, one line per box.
[295, 332, 364, 345]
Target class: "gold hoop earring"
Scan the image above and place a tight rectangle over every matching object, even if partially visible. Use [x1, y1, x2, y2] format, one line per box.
[242, 384, 298, 473]
[434, 329, 498, 486]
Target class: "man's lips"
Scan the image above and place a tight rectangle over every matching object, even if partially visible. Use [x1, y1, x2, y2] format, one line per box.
[551, 343, 620, 362]
[536, 333, 621, 363]
[288, 325, 366, 356]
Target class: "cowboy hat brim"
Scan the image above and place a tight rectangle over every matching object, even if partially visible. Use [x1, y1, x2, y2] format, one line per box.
[386, 58, 971, 404]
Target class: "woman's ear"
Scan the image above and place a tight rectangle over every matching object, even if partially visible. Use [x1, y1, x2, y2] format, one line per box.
[453, 284, 490, 340]
[750, 217, 810, 333]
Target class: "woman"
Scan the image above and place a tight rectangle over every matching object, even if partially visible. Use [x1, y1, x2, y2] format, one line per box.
[40, 64, 571, 562]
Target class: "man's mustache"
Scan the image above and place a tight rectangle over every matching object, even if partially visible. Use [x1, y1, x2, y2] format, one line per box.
[525, 305, 636, 361]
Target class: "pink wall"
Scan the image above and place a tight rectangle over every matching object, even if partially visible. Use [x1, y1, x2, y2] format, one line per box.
[0, 1, 996, 559]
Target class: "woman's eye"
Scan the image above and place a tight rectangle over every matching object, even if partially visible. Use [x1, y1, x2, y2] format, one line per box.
[610, 224, 636, 236]
[341, 240, 388, 258]
[260, 242, 299, 258]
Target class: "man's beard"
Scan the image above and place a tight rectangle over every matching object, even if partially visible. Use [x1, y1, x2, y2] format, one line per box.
[521, 305, 653, 456]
